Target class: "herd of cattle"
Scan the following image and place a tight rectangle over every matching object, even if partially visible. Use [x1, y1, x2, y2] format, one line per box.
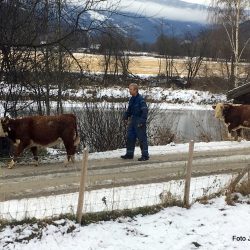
[0, 103, 250, 169]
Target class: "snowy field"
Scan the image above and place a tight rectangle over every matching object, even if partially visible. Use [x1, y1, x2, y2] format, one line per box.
[0, 85, 227, 116]
[51, 86, 227, 112]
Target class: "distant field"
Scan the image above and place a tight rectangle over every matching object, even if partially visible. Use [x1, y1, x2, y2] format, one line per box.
[71, 53, 250, 77]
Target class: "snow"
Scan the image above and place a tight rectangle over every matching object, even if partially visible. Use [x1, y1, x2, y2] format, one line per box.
[0, 84, 226, 116]
[87, 140, 250, 160]
[87, 10, 107, 22]
[1, 195, 250, 250]
[63, 86, 226, 107]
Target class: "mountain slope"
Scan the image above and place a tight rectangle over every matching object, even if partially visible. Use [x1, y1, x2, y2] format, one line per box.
[110, 13, 206, 43]
[75, 0, 208, 43]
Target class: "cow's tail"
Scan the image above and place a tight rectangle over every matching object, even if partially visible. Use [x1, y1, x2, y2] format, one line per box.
[73, 115, 80, 146]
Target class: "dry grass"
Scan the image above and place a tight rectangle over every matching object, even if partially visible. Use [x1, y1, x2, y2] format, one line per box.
[235, 180, 250, 196]
[225, 174, 250, 205]
[71, 53, 250, 78]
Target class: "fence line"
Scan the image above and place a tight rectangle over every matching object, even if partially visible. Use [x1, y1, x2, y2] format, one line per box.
[0, 142, 249, 223]
[0, 173, 240, 222]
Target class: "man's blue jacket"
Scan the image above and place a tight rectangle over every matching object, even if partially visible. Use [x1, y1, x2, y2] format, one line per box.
[123, 93, 148, 125]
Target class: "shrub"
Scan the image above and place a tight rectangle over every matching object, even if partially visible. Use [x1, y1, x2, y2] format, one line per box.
[72, 102, 127, 152]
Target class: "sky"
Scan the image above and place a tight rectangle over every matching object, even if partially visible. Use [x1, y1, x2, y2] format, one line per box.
[183, 0, 211, 5]
[72, 0, 212, 24]
[118, 0, 211, 23]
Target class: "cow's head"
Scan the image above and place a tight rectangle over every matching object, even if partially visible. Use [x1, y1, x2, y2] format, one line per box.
[213, 103, 231, 120]
[0, 116, 11, 137]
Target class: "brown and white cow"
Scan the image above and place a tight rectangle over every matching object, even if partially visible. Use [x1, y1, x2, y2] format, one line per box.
[0, 114, 80, 168]
[213, 103, 250, 141]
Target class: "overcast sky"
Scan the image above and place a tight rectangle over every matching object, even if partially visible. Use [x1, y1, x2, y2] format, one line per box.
[182, 0, 211, 5]
[118, 0, 211, 23]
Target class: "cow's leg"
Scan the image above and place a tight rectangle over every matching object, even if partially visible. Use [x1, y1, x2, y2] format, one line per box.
[7, 159, 16, 169]
[8, 146, 19, 169]
[228, 124, 239, 141]
[227, 129, 234, 141]
[231, 130, 238, 141]
[8, 141, 27, 169]
[235, 129, 243, 142]
[64, 150, 75, 166]
[30, 146, 39, 166]
[240, 129, 244, 141]
[63, 141, 76, 167]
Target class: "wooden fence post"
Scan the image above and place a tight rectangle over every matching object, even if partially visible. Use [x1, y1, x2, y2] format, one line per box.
[229, 165, 250, 192]
[76, 147, 89, 224]
[184, 140, 194, 208]
[248, 165, 250, 186]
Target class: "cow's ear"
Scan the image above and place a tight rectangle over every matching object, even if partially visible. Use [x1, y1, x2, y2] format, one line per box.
[212, 105, 216, 110]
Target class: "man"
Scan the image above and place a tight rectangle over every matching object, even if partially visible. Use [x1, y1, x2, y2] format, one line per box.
[121, 83, 149, 161]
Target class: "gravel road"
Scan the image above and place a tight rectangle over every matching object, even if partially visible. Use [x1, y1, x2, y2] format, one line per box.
[1, 146, 250, 201]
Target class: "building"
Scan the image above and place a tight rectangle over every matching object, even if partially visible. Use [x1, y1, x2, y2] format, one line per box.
[227, 82, 250, 104]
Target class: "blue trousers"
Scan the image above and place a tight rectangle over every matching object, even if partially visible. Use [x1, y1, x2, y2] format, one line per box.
[126, 121, 149, 157]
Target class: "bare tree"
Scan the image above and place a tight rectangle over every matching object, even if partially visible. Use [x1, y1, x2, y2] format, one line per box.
[209, 0, 250, 87]
[153, 21, 179, 81]
[0, 0, 121, 116]
[99, 28, 133, 84]
[181, 31, 209, 86]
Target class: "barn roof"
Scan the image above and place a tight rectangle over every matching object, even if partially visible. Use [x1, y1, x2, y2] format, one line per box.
[227, 82, 250, 104]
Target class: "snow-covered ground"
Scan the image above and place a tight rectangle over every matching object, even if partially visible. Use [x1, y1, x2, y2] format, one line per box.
[1, 195, 250, 250]
[61, 86, 227, 110]
[64, 86, 226, 104]
[0, 85, 227, 116]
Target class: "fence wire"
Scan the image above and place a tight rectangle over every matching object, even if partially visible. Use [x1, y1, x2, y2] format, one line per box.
[0, 155, 240, 222]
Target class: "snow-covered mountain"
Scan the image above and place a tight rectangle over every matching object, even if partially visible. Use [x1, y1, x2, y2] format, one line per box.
[118, 0, 209, 23]
[108, 13, 206, 43]
[77, 0, 209, 43]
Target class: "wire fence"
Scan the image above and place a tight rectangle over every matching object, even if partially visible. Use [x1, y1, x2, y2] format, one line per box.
[0, 143, 249, 223]
[0, 174, 240, 222]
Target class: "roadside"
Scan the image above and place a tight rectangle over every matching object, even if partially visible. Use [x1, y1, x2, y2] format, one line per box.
[1, 142, 250, 201]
